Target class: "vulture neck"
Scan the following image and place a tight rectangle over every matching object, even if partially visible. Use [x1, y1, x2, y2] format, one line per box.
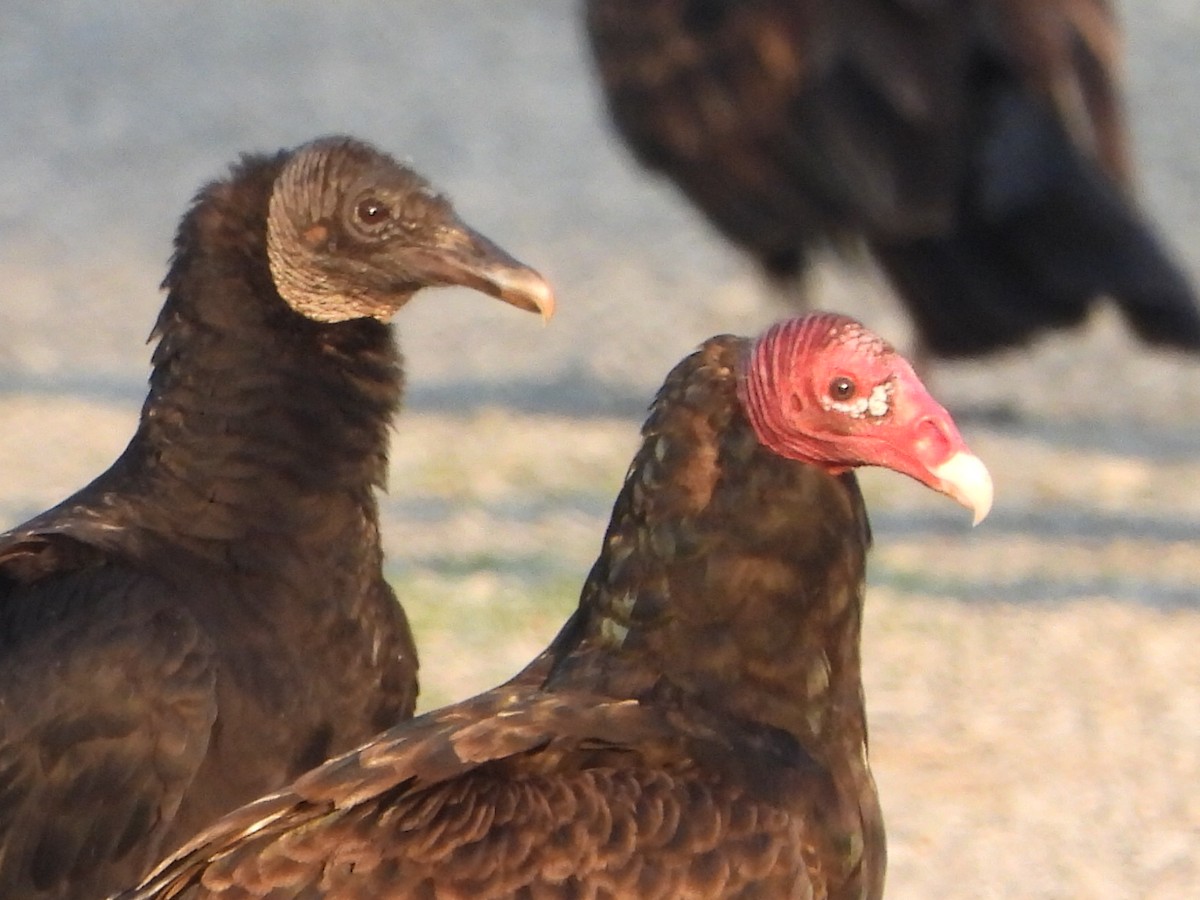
[118, 158, 403, 549]
[544, 336, 873, 759]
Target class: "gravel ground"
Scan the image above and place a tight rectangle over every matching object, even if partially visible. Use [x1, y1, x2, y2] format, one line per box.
[1, 3, 1198, 897]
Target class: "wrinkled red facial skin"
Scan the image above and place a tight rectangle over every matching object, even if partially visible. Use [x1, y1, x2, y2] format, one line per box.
[736, 314, 967, 489]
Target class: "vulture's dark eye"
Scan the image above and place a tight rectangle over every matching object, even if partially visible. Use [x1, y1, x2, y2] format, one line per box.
[355, 198, 392, 225]
[829, 377, 856, 401]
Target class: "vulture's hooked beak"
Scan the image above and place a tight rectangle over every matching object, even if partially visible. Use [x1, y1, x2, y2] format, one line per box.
[929, 451, 993, 526]
[888, 367, 994, 525]
[405, 221, 556, 322]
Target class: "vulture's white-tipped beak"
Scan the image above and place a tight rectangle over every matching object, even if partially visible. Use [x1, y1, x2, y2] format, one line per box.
[930, 451, 994, 526]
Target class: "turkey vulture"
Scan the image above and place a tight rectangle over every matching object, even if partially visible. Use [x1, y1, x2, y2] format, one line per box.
[119, 313, 990, 900]
[0, 135, 554, 898]
[585, 0, 1200, 358]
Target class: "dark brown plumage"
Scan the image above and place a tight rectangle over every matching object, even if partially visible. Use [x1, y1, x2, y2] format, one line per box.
[0, 136, 554, 898]
[119, 313, 990, 900]
[586, 0, 1200, 358]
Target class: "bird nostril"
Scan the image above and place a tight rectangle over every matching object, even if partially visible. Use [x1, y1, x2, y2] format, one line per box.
[915, 416, 954, 465]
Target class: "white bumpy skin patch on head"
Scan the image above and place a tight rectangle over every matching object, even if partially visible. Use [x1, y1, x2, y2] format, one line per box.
[821, 379, 894, 419]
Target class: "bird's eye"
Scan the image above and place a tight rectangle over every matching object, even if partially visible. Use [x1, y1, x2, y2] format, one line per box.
[355, 198, 391, 225]
[829, 377, 856, 401]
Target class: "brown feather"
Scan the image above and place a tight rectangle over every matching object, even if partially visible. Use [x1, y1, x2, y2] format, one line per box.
[586, 0, 1200, 356]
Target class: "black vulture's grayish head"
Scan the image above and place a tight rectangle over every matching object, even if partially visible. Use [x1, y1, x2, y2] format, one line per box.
[266, 136, 555, 324]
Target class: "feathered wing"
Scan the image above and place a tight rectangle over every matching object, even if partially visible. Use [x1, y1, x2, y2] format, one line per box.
[587, 0, 1200, 355]
[124, 687, 828, 899]
[587, 0, 970, 277]
[872, 0, 1200, 356]
[0, 533, 219, 898]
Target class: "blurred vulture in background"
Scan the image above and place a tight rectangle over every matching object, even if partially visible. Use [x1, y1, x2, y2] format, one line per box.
[0, 136, 553, 898]
[586, 0, 1200, 358]
[119, 314, 991, 899]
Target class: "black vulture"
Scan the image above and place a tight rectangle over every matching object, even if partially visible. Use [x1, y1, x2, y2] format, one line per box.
[585, 0, 1200, 358]
[0, 135, 554, 898]
[120, 313, 990, 899]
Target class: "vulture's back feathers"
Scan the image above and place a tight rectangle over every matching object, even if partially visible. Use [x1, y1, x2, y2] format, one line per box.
[586, 0, 1200, 356]
[131, 690, 829, 899]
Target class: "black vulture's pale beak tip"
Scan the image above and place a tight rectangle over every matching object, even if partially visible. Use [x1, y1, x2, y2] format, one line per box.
[495, 265, 556, 323]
